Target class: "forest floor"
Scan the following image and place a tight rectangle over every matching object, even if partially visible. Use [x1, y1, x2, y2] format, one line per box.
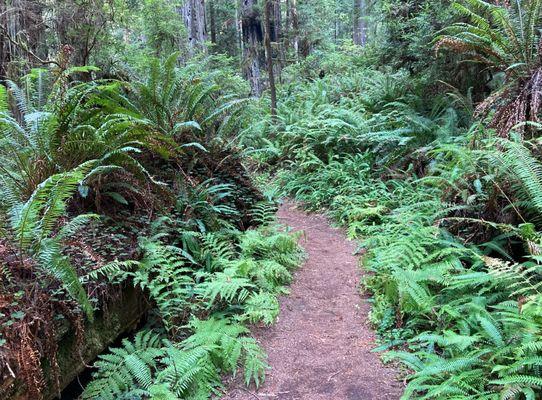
[223, 200, 403, 400]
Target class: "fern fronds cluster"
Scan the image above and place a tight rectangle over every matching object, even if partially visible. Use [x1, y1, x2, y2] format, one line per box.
[266, 72, 542, 398]
[84, 210, 303, 399]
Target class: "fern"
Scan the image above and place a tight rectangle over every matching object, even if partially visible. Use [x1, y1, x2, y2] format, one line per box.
[182, 317, 267, 387]
[499, 139, 542, 222]
[135, 242, 196, 330]
[155, 344, 219, 399]
[83, 330, 164, 400]
[242, 291, 280, 325]
[196, 270, 255, 306]
[3, 162, 99, 318]
[250, 201, 278, 226]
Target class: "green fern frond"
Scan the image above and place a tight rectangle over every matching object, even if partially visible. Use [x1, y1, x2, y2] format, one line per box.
[242, 291, 280, 325]
[83, 330, 164, 400]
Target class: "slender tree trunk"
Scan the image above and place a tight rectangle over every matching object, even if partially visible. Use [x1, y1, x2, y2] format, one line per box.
[264, 0, 277, 119]
[285, 0, 290, 49]
[236, 4, 243, 57]
[270, 0, 282, 82]
[181, 0, 207, 54]
[241, 0, 263, 96]
[209, 0, 217, 44]
[0, 1, 9, 79]
[334, 0, 339, 44]
[353, 0, 367, 46]
[271, 0, 281, 42]
[285, 0, 290, 31]
[290, 0, 299, 59]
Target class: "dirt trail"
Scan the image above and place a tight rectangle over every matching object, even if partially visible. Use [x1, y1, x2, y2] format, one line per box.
[223, 200, 403, 400]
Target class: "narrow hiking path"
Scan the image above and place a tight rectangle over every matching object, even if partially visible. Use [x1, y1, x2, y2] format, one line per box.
[224, 200, 403, 400]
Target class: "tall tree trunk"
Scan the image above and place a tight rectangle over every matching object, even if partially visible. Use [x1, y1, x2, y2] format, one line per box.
[0, 1, 10, 79]
[209, 0, 217, 44]
[353, 0, 367, 46]
[270, 0, 281, 42]
[264, 0, 277, 119]
[290, 0, 299, 59]
[181, 0, 207, 54]
[285, 0, 290, 48]
[236, 5, 243, 57]
[271, 0, 282, 82]
[241, 0, 263, 96]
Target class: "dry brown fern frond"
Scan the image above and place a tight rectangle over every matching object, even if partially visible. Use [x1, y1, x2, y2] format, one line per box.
[17, 325, 45, 399]
[434, 37, 472, 57]
[476, 66, 542, 137]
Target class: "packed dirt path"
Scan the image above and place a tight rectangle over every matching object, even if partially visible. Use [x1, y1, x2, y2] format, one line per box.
[223, 200, 403, 400]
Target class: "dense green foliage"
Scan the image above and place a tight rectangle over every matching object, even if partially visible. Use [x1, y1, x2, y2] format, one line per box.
[83, 222, 303, 399]
[242, 33, 542, 398]
[4, 0, 542, 398]
[0, 56, 303, 399]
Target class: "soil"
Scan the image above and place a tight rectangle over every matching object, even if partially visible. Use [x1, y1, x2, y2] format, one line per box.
[222, 200, 404, 400]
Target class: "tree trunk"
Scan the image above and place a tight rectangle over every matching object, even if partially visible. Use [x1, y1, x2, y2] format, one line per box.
[285, 0, 290, 47]
[270, 0, 282, 82]
[181, 0, 207, 54]
[264, 0, 277, 119]
[353, 0, 367, 46]
[241, 0, 263, 96]
[290, 0, 299, 59]
[236, 4, 243, 57]
[270, 0, 281, 42]
[209, 0, 217, 44]
[0, 1, 10, 79]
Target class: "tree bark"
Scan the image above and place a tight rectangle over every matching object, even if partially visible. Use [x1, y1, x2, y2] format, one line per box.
[236, 5, 243, 57]
[285, 0, 290, 43]
[209, 0, 217, 44]
[270, 0, 282, 82]
[270, 0, 281, 42]
[181, 0, 207, 54]
[241, 0, 263, 96]
[353, 0, 367, 46]
[264, 0, 277, 119]
[290, 0, 299, 58]
[0, 1, 10, 79]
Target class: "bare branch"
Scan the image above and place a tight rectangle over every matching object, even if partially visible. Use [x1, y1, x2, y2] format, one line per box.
[0, 24, 61, 68]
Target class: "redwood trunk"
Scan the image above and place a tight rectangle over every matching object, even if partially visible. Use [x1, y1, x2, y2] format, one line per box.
[270, 0, 282, 82]
[241, 0, 264, 96]
[209, 0, 217, 44]
[290, 0, 299, 58]
[264, 0, 277, 119]
[181, 0, 207, 54]
[271, 0, 281, 42]
[353, 0, 367, 46]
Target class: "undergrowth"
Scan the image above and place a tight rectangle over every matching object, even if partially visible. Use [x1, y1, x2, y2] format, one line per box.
[3, 0, 542, 398]
[0, 56, 303, 399]
[245, 55, 542, 399]
[83, 213, 304, 399]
